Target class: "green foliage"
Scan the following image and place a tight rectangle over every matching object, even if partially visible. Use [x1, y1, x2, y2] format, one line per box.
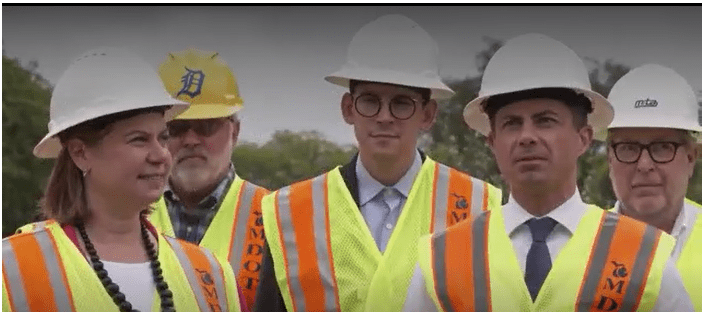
[2, 55, 54, 236]
[233, 130, 357, 191]
[425, 39, 702, 209]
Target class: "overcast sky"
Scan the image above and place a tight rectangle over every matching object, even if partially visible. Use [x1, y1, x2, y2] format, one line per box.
[3, 5, 701, 146]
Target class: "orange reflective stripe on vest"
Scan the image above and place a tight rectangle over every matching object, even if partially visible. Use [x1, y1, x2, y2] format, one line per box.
[165, 236, 229, 312]
[576, 213, 661, 311]
[273, 174, 341, 312]
[228, 181, 268, 306]
[2, 229, 75, 312]
[432, 212, 491, 312]
[431, 163, 491, 233]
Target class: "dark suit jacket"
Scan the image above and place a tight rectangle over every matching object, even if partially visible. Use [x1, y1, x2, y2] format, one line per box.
[253, 152, 426, 312]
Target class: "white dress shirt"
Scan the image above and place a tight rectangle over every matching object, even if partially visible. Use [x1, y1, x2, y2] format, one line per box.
[614, 200, 702, 262]
[402, 190, 693, 312]
[356, 151, 422, 252]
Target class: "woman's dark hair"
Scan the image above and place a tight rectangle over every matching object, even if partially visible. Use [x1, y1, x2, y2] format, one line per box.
[40, 106, 169, 224]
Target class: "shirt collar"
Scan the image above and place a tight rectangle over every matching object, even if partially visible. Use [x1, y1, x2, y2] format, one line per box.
[356, 150, 422, 206]
[614, 200, 697, 239]
[164, 163, 236, 210]
[504, 189, 586, 236]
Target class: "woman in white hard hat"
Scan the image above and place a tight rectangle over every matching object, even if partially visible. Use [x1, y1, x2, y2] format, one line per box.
[2, 47, 246, 312]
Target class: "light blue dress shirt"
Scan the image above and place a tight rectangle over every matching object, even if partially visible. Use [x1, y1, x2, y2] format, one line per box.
[356, 151, 422, 252]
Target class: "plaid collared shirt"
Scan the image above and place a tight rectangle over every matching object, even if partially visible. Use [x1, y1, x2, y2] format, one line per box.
[163, 164, 236, 244]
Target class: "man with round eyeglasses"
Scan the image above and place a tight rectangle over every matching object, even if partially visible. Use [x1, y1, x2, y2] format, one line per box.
[599, 64, 702, 311]
[253, 14, 502, 312]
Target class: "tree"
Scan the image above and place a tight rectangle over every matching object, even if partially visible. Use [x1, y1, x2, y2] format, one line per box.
[424, 38, 702, 208]
[2, 55, 54, 236]
[233, 130, 357, 191]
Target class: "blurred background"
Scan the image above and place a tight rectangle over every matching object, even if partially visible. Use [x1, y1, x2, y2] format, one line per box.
[3, 5, 701, 236]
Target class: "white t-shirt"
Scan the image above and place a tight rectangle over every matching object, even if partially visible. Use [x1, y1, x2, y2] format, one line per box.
[102, 260, 155, 312]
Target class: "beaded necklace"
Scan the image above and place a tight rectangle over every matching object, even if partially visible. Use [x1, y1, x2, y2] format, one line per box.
[76, 216, 175, 312]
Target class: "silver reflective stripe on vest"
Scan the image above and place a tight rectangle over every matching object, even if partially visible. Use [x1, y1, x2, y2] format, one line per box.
[431, 230, 452, 312]
[230, 181, 258, 269]
[577, 212, 620, 311]
[3, 240, 29, 311]
[2, 231, 73, 312]
[431, 212, 491, 312]
[470, 178, 487, 218]
[472, 212, 490, 312]
[620, 225, 658, 312]
[310, 174, 339, 311]
[276, 175, 338, 312]
[275, 186, 307, 312]
[165, 236, 214, 312]
[433, 164, 450, 232]
[202, 248, 230, 311]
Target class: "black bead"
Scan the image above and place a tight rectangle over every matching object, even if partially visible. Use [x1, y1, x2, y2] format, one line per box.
[96, 269, 108, 279]
[106, 283, 119, 293]
[111, 292, 126, 302]
[101, 276, 113, 286]
[150, 260, 161, 269]
[92, 262, 103, 270]
[161, 289, 173, 298]
[118, 300, 132, 311]
[160, 297, 174, 307]
[79, 218, 173, 312]
[156, 281, 168, 291]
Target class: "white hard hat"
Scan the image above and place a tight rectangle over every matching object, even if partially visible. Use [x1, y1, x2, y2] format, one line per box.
[33, 47, 189, 158]
[597, 64, 701, 143]
[325, 14, 454, 100]
[463, 33, 613, 136]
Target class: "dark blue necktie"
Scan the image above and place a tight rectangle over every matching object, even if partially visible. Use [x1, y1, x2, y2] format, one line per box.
[524, 217, 557, 301]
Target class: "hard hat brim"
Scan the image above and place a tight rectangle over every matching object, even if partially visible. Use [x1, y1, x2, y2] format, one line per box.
[33, 99, 190, 159]
[463, 87, 614, 137]
[594, 115, 702, 143]
[174, 102, 243, 120]
[324, 67, 455, 100]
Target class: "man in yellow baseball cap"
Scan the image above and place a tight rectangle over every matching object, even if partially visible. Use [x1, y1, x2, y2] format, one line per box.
[150, 49, 269, 310]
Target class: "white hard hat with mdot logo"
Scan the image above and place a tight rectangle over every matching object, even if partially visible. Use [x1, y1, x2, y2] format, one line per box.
[597, 63, 701, 143]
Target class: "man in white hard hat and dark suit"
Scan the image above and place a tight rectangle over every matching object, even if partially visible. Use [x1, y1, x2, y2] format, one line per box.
[253, 14, 502, 312]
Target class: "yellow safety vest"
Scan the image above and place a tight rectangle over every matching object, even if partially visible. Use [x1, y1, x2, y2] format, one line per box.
[418, 205, 675, 312]
[610, 198, 702, 311]
[149, 176, 269, 309]
[3, 220, 241, 312]
[261, 158, 502, 312]
[678, 199, 702, 312]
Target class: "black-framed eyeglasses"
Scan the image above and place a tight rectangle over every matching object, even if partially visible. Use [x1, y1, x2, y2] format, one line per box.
[611, 141, 685, 164]
[353, 93, 425, 120]
[167, 117, 232, 137]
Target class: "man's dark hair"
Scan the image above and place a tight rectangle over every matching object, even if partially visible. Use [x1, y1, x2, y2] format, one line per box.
[349, 79, 432, 103]
[484, 87, 593, 130]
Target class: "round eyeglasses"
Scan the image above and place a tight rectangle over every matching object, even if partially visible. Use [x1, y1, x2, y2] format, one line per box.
[353, 93, 424, 120]
[611, 141, 685, 164]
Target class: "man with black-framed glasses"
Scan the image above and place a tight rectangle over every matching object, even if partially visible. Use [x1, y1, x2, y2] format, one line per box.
[253, 14, 502, 312]
[149, 49, 270, 311]
[600, 64, 702, 310]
